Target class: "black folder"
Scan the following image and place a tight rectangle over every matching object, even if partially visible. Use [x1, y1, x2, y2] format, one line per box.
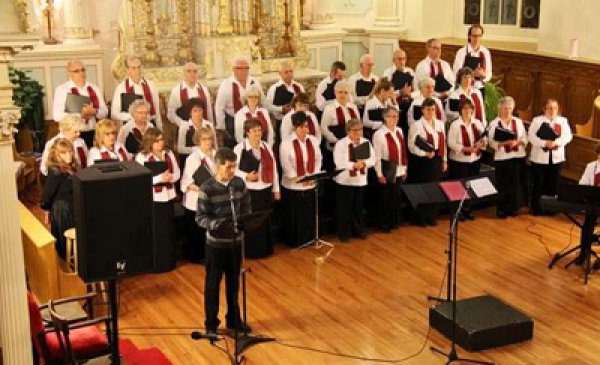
[493, 127, 516, 142]
[412, 105, 423, 121]
[193, 164, 213, 186]
[381, 159, 398, 183]
[537, 122, 559, 141]
[65, 93, 91, 113]
[239, 149, 260, 173]
[185, 128, 195, 147]
[125, 133, 142, 154]
[273, 84, 295, 106]
[322, 80, 337, 101]
[145, 161, 168, 176]
[391, 71, 413, 91]
[463, 55, 482, 71]
[448, 98, 461, 112]
[415, 135, 435, 153]
[402, 183, 446, 208]
[329, 125, 346, 139]
[120, 93, 144, 113]
[176, 105, 190, 121]
[433, 74, 452, 93]
[367, 108, 384, 122]
[352, 142, 371, 160]
[355, 79, 376, 97]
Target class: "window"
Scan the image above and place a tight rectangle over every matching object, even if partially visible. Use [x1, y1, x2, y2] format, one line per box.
[463, 0, 540, 29]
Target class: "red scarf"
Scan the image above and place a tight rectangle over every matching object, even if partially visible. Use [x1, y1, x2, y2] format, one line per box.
[307, 113, 317, 136]
[260, 145, 274, 184]
[126, 78, 156, 116]
[335, 106, 358, 128]
[459, 93, 483, 122]
[292, 83, 302, 95]
[247, 110, 270, 140]
[477, 50, 486, 72]
[232, 79, 254, 114]
[385, 130, 407, 166]
[503, 119, 519, 153]
[348, 143, 366, 177]
[594, 171, 600, 187]
[460, 123, 481, 156]
[180, 84, 208, 120]
[429, 61, 443, 77]
[293, 138, 315, 177]
[132, 127, 144, 142]
[76, 146, 87, 168]
[550, 122, 561, 151]
[425, 127, 445, 158]
[149, 153, 174, 192]
[100, 147, 128, 161]
[70, 86, 100, 109]
[435, 102, 442, 120]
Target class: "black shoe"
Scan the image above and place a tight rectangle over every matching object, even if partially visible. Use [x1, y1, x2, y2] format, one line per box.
[354, 231, 367, 239]
[206, 328, 218, 343]
[458, 213, 466, 222]
[496, 211, 507, 219]
[380, 226, 392, 233]
[339, 236, 350, 243]
[227, 321, 252, 334]
[507, 211, 517, 217]
[427, 219, 438, 227]
[464, 211, 475, 220]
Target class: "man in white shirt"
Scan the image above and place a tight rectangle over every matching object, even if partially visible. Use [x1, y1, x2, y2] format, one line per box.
[265, 60, 305, 121]
[315, 61, 351, 112]
[111, 55, 162, 129]
[167, 62, 213, 127]
[214, 56, 264, 147]
[453, 24, 492, 90]
[53, 60, 108, 146]
[348, 54, 379, 115]
[414, 39, 455, 100]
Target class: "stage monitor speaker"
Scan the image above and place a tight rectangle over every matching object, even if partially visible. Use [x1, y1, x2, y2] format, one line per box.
[74, 161, 154, 282]
[429, 295, 534, 351]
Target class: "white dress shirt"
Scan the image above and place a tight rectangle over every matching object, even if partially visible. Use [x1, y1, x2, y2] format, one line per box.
[180, 147, 216, 211]
[528, 115, 572, 165]
[372, 124, 407, 178]
[446, 87, 486, 124]
[117, 121, 152, 153]
[279, 133, 323, 191]
[447, 117, 486, 163]
[135, 149, 181, 202]
[177, 119, 215, 155]
[53, 80, 108, 130]
[382, 66, 418, 97]
[453, 44, 492, 88]
[233, 139, 280, 193]
[315, 76, 354, 111]
[167, 81, 213, 127]
[348, 72, 379, 107]
[234, 106, 275, 147]
[333, 136, 376, 186]
[414, 56, 455, 97]
[407, 94, 445, 126]
[408, 118, 447, 161]
[87, 142, 130, 166]
[214, 75, 264, 130]
[320, 100, 361, 147]
[580, 160, 600, 186]
[264, 78, 305, 120]
[363, 96, 397, 131]
[40, 134, 89, 175]
[280, 110, 322, 145]
[111, 77, 162, 129]
[487, 117, 528, 161]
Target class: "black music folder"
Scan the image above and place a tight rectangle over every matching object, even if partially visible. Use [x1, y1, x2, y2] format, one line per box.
[434, 74, 452, 92]
[65, 93, 91, 113]
[493, 127, 516, 142]
[368, 108, 384, 122]
[381, 159, 398, 183]
[193, 164, 213, 186]
[176, 105, 190, 121]
[329, 125, 346, 139]
[415, 135, 435, 153]
[412, 105, 423, 121]
[185, 128, 195, 147]
[448, 98, 461, 112]
[402, 182, 446, 208]
[352, 142, 371, 161]
[463, 55, 482, 71]
[273, 84, 295, 106]
[144, 161, 168, 176]
[120, 93, 144, 113]
[537, 122, 559, 141]
[322, 80, 337, 100]
[297, 169, 344, 184]
[239, 149, 260, 173]
[355, 79, 376, 97]
[391, 71, 413, 91]
[125, 133, 142, 154]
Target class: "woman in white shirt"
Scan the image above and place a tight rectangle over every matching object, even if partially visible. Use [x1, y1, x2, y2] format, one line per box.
[234, 85, 274, 148]
[177, 97, 216, 170]
[135, 127, 181, 272]
[446, 67, 486, 124]
[363, 78, 397, 139]
[234, 119, 280, 258]
[88, 119, 130, 165]
[180, 127, 216, 264]
[280, 92, 321, 145]
[41, 114, 88, 175]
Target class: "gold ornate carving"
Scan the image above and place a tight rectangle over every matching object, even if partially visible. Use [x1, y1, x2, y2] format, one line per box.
[14, 0, 30, 33]
[0, 110, 21, 142]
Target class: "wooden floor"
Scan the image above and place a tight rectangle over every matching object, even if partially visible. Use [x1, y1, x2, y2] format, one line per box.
[24, 189, 600, 365]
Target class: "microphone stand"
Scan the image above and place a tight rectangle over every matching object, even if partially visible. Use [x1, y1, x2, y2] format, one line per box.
[430, 187, 493, 365]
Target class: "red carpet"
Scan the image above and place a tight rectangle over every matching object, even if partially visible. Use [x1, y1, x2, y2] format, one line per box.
[119, 339, 173, 365]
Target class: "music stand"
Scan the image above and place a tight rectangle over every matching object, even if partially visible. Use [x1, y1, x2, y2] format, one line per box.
[548, 184, 600, 284]
[294, 169, 343, 263]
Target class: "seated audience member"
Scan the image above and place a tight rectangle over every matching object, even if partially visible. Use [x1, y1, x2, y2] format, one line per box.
[487, 96, 528, 218]
[234, 85, 274, 148]
[407, 98, 447, 226]
[41, 138, 78, 259]
[41, 115, 88, 176]
[446, 67, 486, 124]
[279, 112, 323, 247]
[177, 98, 216, 168]
[407, 78, 445, 127]
[180, 127, 217, 264]
[447, 99, 486, 220]
[333, 119, 375, 242]
[117, 100, 153, 155]
[88, 119, 130, 165]
[372, 107, 407, 232]
[135, 128, 180, 272]
[280, 93, 322, 145]
[167, 62, 213, 127]
[233, 119, 280, 258]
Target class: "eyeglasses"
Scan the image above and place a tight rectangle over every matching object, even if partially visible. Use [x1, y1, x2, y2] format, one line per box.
[69, 68, 86, 73]
[186, 69, 198, 73]
[235, 66, 250, 70]
[470, 34, 483, 38]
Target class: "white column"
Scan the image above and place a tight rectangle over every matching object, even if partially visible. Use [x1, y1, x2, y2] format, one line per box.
[374, 0, 401, 27]
[308, 0, 335, 30]
[63, 0, 95, 45]
[0, 50, 32, 365]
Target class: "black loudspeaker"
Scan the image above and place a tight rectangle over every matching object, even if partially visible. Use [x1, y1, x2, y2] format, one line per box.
[429, 295, 534, 351]
[74, 161, 154, 282]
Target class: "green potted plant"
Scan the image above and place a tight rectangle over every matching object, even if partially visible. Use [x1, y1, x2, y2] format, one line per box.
[9, 65, 45, 152]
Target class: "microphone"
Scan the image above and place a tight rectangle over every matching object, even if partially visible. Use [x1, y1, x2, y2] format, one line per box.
[229, 184, 235, 197]
[190, 331, 221, 343]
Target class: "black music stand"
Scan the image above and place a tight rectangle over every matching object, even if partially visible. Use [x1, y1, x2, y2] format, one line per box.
[295, 169, 343, 263]
[548, 184, 600, 284]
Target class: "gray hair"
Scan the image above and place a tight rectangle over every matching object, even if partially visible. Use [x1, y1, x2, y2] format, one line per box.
[382, 106, 400, 118]
[419, 77, 435, 91]
[232, 56, 250, 68]
[242, 85, 263, 104]
[59, 114, 85, 133]
[128, 99, 151, 116]
[66, 60, 83, 70]
[125, 54, 141, 68]
[334, 80, 349, 92]
[345, 119, 362, 133]
[393, 49, 406, 59]
[360, 54, 374, 65]
[498, 96, 516, 109]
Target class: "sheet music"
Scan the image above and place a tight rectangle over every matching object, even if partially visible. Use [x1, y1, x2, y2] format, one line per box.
[469, 177, 497, 198]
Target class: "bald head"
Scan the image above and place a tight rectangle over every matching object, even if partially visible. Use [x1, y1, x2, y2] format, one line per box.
[279, 60, 294, 84]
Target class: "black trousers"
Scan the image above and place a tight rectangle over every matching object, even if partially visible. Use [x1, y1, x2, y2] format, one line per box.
[281, 187, 316, 247]
[377, 178, 403, 230]
[335, 184, 366, 240]
[152, 200, 176, 273]
[245, 188, 273, 258]
[530, 162, 561, 214]
[204, 244, 242, 330]
[185, 208, 206, 263]
[495, 157, 526, 214]
[223, 114, 237, 148]
[449, 159, 481, 214]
